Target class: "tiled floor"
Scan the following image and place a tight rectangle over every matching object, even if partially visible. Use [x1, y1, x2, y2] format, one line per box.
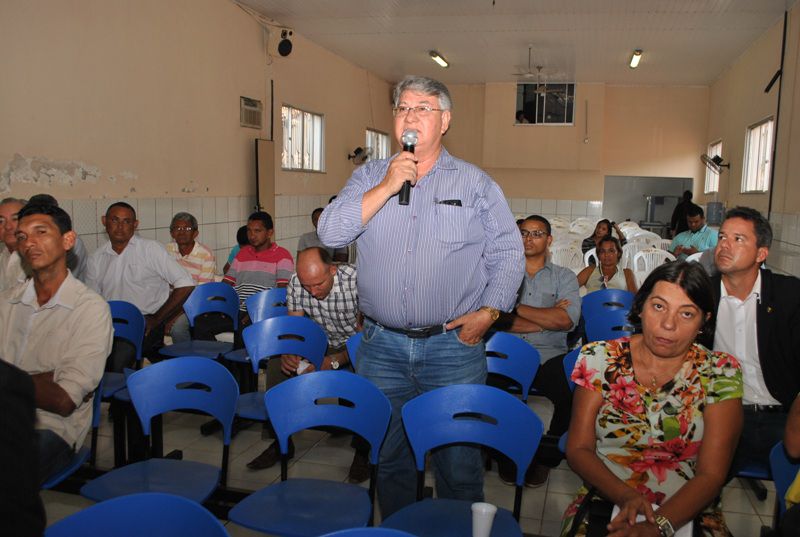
[42, 396, 776, 536]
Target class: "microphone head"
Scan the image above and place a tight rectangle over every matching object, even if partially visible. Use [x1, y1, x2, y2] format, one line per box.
[401, 129, 418, 147]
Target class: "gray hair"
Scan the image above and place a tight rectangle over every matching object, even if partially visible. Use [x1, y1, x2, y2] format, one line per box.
[171, 211, 198, 230]
[0, 197, 27, 206]
[393, 76, 452, 111]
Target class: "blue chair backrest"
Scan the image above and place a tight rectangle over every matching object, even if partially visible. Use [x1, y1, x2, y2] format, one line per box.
[346, 332, 362, 369]
[264, 370, 391, 465]
[321, 529, 418, 537]
[562, 348, 581, 392]
[584, 308, 634, 343]
[485, 332, 541, 402]
[127, 357, 239, 445]
[108, 300, 145, 362]
[401, 384, 544, 486]
[242, 316, 327, 374]
[582, 289, 634, 319]
[770, 441, 800, 517]
[45, 492, 229, 537]
[183, 282, 239, 331]
[246, 287, 288, 323]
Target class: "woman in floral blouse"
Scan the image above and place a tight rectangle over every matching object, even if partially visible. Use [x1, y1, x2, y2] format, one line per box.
[563, 262, 743, 537]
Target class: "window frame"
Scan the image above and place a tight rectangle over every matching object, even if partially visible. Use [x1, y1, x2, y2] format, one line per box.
[740, 117, 774, 194]
[281, 104, 325, 173]
[704, 140, 722, 194]
[365, 128, 390, 161]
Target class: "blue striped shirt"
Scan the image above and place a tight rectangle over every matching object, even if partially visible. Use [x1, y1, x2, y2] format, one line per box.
[318, 147, 524, 328]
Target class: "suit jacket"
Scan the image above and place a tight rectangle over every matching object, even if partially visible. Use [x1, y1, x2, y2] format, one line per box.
[699, 268, 800, 408]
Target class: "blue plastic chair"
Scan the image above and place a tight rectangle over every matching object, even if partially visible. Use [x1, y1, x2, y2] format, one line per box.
[228, 370, 391, 536]
[42, 378, 104, 489]
[346, 331, 362, 369]
[485, 331, 541, 402]
[584, 308, 634, 343]
[81, 357, 239, 503]
[235, 316, 327, 422]
[322, 530, 418, 537]
[562, 347, 580, 392]
[581, 289, 634, 319]
[46, 492, 228, 537]
[159, 282, 239, 359]
[102, 301, 146, 398]
[381, 384, 544, 536]
[770, 441, 800, 518]
[246, 287, 288, 323]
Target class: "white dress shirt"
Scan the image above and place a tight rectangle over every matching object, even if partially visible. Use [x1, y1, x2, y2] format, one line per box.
[713, 273, 780, 405]
[0, 248, 26, 291]
[85, 235, 194, 314]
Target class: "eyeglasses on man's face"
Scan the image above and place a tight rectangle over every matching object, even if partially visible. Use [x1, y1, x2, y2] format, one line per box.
[171, 226, 195, 233]
[392, 105, 445, 118]
[520, 229, 549, 239]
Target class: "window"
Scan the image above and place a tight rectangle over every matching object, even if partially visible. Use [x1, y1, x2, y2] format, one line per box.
[704, 140, 722, 194]
[515, 83, 575, 124]
[365, 129, 390, 161]
[741, 117, 774, 193]
[281, 105, 324, 171]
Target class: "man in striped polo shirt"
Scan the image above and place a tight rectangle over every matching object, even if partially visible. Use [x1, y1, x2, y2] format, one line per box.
[223, 211, 294, 321]
[165, 211, 218, 343]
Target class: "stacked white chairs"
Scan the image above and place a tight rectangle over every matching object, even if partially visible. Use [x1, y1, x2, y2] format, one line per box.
[550, 244, 584, 274]
[583, 247, 597, 267]
[631, 248, 676, 285]
[655, 238, 673, 251]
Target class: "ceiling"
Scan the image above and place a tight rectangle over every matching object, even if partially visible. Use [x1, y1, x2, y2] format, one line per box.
[237, 0, 795, 86]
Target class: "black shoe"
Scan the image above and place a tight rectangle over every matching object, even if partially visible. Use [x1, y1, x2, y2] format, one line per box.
[246, 439, 294, 470]
[497, 457, 516, 486]
[524, 463, 550, 488]
[347, 451, 370, 483]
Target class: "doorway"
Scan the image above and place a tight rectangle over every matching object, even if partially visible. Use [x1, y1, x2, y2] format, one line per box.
[603, 175, 692, 232]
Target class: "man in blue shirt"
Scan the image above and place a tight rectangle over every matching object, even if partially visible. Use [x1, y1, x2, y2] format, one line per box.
[670, 204, 718, 261]
[319, 75, 524, 517]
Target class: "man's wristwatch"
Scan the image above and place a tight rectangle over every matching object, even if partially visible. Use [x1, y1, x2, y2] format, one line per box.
[330, 358, 340, 370]
[654, 515, 675, 537]
[479, 306, 500, 322]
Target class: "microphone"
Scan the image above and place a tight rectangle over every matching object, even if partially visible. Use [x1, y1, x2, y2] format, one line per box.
[399, 129, 418, 206]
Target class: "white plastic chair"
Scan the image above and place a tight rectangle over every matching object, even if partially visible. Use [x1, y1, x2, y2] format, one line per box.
[621, 242, 645, 270]
[636, 231, 663, 246]
[632, 248, 676, 278]
[584, 247, 597, 267]
[655, 238, 673, 251]
[550, 245, 583, 273]
[685, 252, 703, 263]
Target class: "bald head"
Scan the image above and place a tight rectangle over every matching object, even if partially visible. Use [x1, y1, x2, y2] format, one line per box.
[297, 247, 336, 300]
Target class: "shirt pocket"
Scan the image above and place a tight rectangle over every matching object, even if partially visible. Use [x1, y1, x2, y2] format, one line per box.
[433, 204, 481, 248]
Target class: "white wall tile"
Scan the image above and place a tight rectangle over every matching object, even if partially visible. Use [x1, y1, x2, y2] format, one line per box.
[571, 200, 588, 217]
[156, 228, 171, 245]
[59, 199, 73, 217]
[587, 201, 603, 217]
[228, 197, 240, 222]
[94, 200, 107, 228]
[199, 224, 215, 250]
[541, 199, 557, 214]
[556, 199, 572, 214]
[228, 222, 241, 246]
[282, 236, 299, 257]
[215, 223, 229, 251]
[202, 198, 216, 225]
[155, 198, 172, 228]
[172, 198, 189, 216]
[526, 199, 541, 214]
[137, 198, 156, 230]
[510, 198, 526, 213]
[72, 200, 98, 235]
[188, 197, 203, 224]
[139, 229, 156, 241]
[79, 233, 98, 254]
[274, 195, 287, 218]
[215, 197, 228, 223]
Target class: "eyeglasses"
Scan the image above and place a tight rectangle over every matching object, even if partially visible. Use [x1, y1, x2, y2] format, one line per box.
[392, 105, 445, 118]
[108, 217, 135, 226]
[0, 215, 19, 226]
[171, 226, 195, 232]
[520, 229, 549, 239]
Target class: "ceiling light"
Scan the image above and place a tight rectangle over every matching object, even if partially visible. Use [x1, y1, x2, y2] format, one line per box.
[629, 49, 642, 69]
[429, 50, 449, 68]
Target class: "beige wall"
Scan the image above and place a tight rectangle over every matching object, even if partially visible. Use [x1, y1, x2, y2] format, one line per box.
[772, 9, 800, 214]
[0, 0, 267, 200]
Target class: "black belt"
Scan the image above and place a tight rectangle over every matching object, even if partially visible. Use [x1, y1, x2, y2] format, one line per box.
[743, 404, 785, 414]
[366, 317, 448, 339]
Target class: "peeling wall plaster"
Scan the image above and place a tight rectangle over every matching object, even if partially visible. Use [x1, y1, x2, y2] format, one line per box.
[1, 153, 103, 192]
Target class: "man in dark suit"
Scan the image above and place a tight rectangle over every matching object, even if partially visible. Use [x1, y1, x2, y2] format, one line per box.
[699, 206, 800, 474]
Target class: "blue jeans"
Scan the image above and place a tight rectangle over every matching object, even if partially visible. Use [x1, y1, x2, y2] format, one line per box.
[356, 319, 487, 518]
[35, 429, 74, 485]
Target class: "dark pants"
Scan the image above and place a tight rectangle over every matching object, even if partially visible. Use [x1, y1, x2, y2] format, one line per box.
[730, 406, 787, 477]
[35, 429, 74, 485]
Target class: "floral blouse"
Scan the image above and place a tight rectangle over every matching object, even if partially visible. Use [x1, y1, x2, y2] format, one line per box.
[560, 338, 743, 537]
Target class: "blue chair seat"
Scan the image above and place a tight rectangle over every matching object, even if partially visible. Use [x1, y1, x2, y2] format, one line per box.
[102, 372, 127, 398]
[158, 340, 231, 359]
[82, 458, 221, 504]
[230, 478, 372, 535]
[222, 348, 249, 364]
[236, 391, 269, 421]
[42, 446, 91, 489]
[382, 498, 521, 537]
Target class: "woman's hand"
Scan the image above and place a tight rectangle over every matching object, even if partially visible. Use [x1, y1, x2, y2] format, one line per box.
[608, 490, 656, 530]
[607, 520, 661, 537]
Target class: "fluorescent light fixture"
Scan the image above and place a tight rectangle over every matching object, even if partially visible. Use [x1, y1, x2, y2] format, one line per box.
[629, 49, 643, 69]
[429, 50, 449, 68]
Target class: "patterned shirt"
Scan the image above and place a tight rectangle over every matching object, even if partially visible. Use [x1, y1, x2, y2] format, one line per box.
[562, 338, 743, 537]
[670, 224, 718, 261]
[166, 240, 217, 284]
[318, 147, 524, 328]
[223, 243, 294, 310]
[287, 264, 359, 348]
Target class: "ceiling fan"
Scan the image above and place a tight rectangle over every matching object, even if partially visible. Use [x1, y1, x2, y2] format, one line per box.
[512, 46, 564, 96]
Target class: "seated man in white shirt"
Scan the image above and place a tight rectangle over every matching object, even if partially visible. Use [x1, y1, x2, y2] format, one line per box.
[85, 202, 194, 367]
[0, 197, 27, 291]
[0, 203, 113, 484]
